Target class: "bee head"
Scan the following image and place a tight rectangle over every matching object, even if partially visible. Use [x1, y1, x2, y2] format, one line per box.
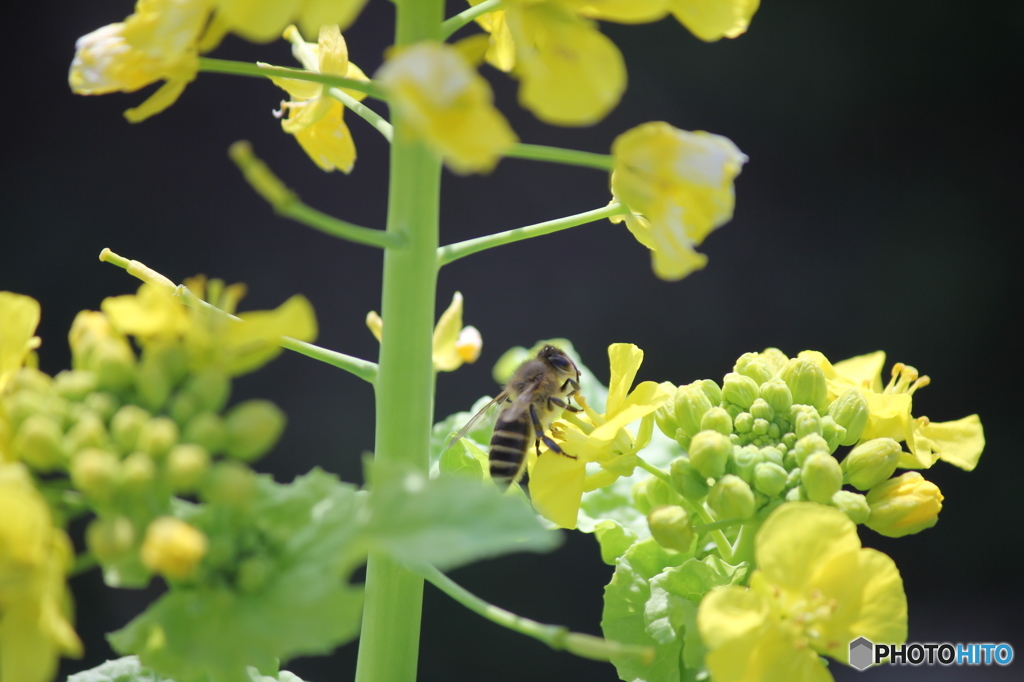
[538, 345, 579, 379]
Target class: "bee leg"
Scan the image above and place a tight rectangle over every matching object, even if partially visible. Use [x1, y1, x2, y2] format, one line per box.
[561, 377, 580, 392]
[548, 396, 582, 413]
[529, 405, 577, 460]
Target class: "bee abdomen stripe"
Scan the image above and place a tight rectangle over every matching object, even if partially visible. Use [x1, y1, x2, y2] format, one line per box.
[491, 434, 525, 450]
[492, 429, 527, 440]
[489, 459, 522, 470]
[489, 445, 524, 462]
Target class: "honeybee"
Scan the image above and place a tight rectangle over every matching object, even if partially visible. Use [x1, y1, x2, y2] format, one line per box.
[449, 345, 582, 490]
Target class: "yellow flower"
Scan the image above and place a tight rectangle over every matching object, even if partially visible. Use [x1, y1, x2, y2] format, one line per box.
[698, 503, 907, 682]
[610, 121, 747, 281]
[140, 516, 209, 580]
[0, 463, 83, 682]
[101, 278, 318, 376]
[376, 42, 518, 174]
[366, 292, 482, 372]
[212, 0, 369, 44]
[665, 0, 760, 42]
[803, 351, 985, 471]
[530, 343, 672, 529]
[69, 0, 216, 122]
[468, 0, 516, 72]
[266, 25, 369, 173]
[0, 292, 41, 393]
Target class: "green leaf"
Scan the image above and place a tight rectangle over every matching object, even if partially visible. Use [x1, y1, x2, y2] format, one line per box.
[430, 395, 496, 472]
[601, 538, 688, 682]
[591, 519, 638, 565]
[438, 437, 488, 479]
[67, 657, 311, 682]
[108, 470, 366, 682]
[365, 460, 561, 570]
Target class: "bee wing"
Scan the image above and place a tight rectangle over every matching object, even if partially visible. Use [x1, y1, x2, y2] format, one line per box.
[498, 385, 538, 425]
[445, 390, 511, 451]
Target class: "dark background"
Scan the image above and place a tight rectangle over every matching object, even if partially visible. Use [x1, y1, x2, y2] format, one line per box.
[2, 0, 1021, 680]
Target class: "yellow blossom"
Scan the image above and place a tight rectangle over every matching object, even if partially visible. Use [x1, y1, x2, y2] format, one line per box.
[802, 351, 985, 471]
[610, 121, 747, 281]
[266, 25, 369, 173]
[0, 292, 41, 393]
[212, 0, 369, 44]
[376, 42, 518, 174]
[0, 463, 83, 682]
[865, 472, 943, 538]
[68, 0, 216, 122]
[366, 292, 482, 372]
[530, 343, 672, 529]
[698, 503, 907, 682]
[140, 516, 209, 580]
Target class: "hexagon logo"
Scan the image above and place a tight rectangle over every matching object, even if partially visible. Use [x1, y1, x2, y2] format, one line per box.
[849, 637, 874, 671]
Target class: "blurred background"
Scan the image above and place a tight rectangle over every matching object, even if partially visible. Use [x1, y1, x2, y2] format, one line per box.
[3, 0, 1021, 680]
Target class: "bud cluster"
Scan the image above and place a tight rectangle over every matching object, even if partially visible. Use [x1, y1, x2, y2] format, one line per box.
[0, 308, 288, 584]
[646, 349, 944, 546]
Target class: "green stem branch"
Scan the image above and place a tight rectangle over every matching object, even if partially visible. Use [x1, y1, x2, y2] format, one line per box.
[228, 141, 401, 249]
[198, 57, 386, 100]
[438, 203, 627, 266]
[506, 144, 614, 171]
[328, 88, 394, 142]
[412, 561, 654, 664]
[441, 0, 503, 39]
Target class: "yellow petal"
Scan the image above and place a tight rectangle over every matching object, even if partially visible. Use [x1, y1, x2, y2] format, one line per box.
[216, 0, 302, 43]
[704, 614, 832, 682]
[697, 583, 770, 651]
[474, 6, 516, 72]
[299, 0, 370, 35]
[590, 381, 672, 442]
[316, 25, 349, 76]
[101, 284, 191, 339]
[512, 5, 626, 126]
[573, 0, 670, 24]
[223, 294, 318, 375]
[860, 392, 912, 442]
[755, 502, 861, 594]
[606, 343, 643, 414]
[667, 0, 760, 42]
[907, 414, 984, 471]
[832, 351, 886, 394]
[0, 292, 41, 392]
[124, 77, 190, 123]
[366, 311, 383, 343]
[529, 450, 586, 529]
[432, 292, 465, 372]
[292, 102, 358, 172]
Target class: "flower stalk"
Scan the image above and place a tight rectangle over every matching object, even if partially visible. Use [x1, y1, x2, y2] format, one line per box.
[199, 57, 386, 99]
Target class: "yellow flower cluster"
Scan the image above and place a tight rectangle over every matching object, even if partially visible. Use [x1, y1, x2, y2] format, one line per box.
[471, 0, 760, 125]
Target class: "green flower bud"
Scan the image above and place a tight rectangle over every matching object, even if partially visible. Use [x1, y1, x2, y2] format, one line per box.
[752, 418, 770, 436]
[831, 490, 871, 525]
[647, 505, 695, 552]
[689, 430, 732, 479]
[9, 367, 53, 394]
[760, 446, 784, 467]
[1, 390, 49, 430]
[54, 370, 99, 402]
[224, 400, 285, 461]
[865, 472, 943, 537]
[753, 461, 788, 497]
[64, 411, 109, 455]
[167, 444, 211, 492]
[749, 398, 774, 422]
[84, 392, 120, 423]
[708, 474, 755, 521]
[759, 379, 793, 415]
[800, 452, 843, 504]
[785, 466, 802, 489]
[722, 373, 759, 409]
[729, 445, 758, 484]
[237, 555, 275, 593]
[71, 447, 120, 500]
[110, 404, 151, 454]
[785, 485, 807, 502]
[169, 391, 201, 426]
[734, 353, 773, 386]
[781, 358, 828, 412]
[121, 452, 156, 492]
[186, 369, 232, 414]
[842, 437, 901, 491]
[675, 383, 713, 439]
[700, 406, 732, 436]
[202, 461, 256, 508]
[697, 379, 723, 406]
[792, 434, 829, 467]
[632, 475, 682, 515]
[733, 412, 753, 433]
[828, 389, 870, 446]
[135, 357, 172, 412]
[86, 516, 136, 563]
[767, 422, 781, 440]
[820, 416, 845, 453]
[654, 382, 681, 439]
[792, 406, 823, 439]
[669, 456, 710, 500]
[182, 412, 226, 454]
[137, 417, 179, 459]
[89, 337, 137, 393]
[759, 348, 790, 374]
[13, 413, 65, 470]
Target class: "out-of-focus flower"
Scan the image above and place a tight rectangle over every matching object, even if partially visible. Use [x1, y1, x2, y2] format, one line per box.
[266, 25, 369, 172]
[0, 292, 41, 393]
[0, 463, 83, 682]
[376, 42, 517, 173]
[610, 121, 747, 281]
[698, 502, 907, 682]
[367, 292, 482, 372]
[213, 0, 370, 43]
[140, 516, 208, 580]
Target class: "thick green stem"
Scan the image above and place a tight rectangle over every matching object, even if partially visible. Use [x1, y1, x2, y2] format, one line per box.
[437, 203, 627, 266]
[198, 57, 386, 99]
[354, 3, 444, 682]
[506, 143, 614, 171]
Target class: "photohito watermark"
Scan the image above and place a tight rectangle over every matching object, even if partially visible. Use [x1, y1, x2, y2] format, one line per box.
[848, 637, 1014, 671]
